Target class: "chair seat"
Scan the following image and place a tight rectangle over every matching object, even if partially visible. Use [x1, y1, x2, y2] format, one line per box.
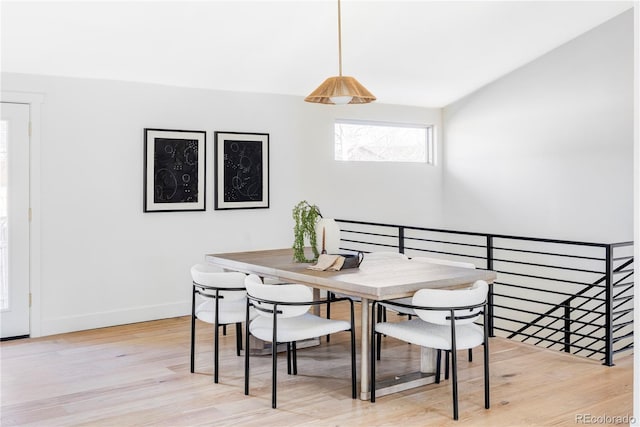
[196, 299, 257, 324]
[375, 318, 484, 350]
[379, 297, 415, 315]
[250, 313, 351, 343]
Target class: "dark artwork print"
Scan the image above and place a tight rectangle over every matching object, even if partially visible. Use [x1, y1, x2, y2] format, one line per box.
[154, 138, 199, 203]
[223, 139, 263, 202]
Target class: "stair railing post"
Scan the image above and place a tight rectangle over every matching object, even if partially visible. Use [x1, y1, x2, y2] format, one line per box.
[603, 244, 614, 366]
[563, 302, 571, 353]
[487, 235, 495, 337]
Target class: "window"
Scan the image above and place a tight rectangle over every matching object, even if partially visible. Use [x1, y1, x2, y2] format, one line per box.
[334, 120, 434, 164]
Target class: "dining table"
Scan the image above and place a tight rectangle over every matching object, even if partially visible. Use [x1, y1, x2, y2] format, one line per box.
[206, 248, 497, 400]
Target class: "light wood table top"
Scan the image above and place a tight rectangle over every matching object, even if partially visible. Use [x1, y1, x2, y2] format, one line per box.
[205, 248, 496, 300]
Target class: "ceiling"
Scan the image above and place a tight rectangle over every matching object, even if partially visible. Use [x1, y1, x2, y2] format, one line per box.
[0, 0, 634, 108]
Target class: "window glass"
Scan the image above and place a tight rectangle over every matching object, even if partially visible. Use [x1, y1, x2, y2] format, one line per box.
[335, 120, 433, 163]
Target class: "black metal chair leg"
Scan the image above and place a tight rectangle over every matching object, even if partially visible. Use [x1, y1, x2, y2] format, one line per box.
[442, 349, 472, 380]
[370, 302, 377, 403]
[236, 323, 242, 356]
[286, 343, 292, 375]
[435, 349, 442, 384]
[450, 312, 459, 421]
[445, 350, 450, 380]
[214, 321, 220, 383]
[272, 343, 278, 408]
[376, 305, 384, 360]
[484, 310, 490, 410]
[271, 311, 278, 409]
[452, 350, 459, 420]
[190, 291, 196, 373]
[484, 343, 490, 409]
[223, 324, 227, 335]
[350, 310, 356, 400]
[292, 341, 298, 375]
[443, 348, 473, 381]
[244, 306, 251, 396]
[377, 306, 387, 338]
[326, 292, 332, 342]
[213, 292, 221, 383]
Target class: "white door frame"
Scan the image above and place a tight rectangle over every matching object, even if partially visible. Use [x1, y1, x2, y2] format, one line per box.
[1, 91, 44, 337]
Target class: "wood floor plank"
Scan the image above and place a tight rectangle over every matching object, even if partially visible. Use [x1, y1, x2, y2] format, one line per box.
[0, 306, 633, 426]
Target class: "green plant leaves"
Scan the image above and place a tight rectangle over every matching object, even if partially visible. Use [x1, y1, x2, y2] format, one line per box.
[292, 200, 322, 262]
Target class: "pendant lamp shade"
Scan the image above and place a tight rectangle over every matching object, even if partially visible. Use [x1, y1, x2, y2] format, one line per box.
[305, 0, 375, 105]
[304, 76, 376, 105]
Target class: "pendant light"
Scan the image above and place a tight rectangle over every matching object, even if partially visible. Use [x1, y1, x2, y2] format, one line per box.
[304, 0, 376, 105]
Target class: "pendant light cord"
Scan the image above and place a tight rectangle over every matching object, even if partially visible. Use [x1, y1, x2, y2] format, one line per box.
[337, 0, 343, 76]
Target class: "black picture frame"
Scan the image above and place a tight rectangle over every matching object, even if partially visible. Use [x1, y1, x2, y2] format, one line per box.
[214, 131, 269, 210]
[144, 128, 206, 212]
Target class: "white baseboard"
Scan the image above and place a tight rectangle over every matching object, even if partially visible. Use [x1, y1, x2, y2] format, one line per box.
[38, 301, 190, 337]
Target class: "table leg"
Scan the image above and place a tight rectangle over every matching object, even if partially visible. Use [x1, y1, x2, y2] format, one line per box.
[420, 347, 437, 373]
[360, 297, 370, 400]
[312, 288, 320, 316]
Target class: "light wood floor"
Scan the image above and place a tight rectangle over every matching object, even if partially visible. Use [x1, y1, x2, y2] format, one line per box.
[0, 305, 634, 427]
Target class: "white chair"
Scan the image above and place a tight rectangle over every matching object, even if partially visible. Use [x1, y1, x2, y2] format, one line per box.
[244, 274, 356, 408]
[190, 264, 256, 383]
[371, 280, 490, 420]
[377, 257, 477, 365]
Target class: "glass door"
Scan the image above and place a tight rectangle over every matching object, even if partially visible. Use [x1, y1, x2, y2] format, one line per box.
[1, 102, 30, 339]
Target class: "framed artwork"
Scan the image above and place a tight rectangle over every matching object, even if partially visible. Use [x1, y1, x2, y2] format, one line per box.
[144, 128, 206, 212]
[214, 131, 269, 210]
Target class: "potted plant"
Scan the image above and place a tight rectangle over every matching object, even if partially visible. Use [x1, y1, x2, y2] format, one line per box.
[292, 200, 322, 262]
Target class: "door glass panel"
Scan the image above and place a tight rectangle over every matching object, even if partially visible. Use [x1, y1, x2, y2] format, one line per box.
[1, 102, 30, 338]
[1, 120, 8, 309]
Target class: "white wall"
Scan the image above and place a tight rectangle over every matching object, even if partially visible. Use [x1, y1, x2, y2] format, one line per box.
[1, 74, 440, 335]
[300, 105, 443, 226]
[442, 10, 634, 243]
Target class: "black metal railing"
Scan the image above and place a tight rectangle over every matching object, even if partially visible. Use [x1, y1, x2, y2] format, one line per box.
[334, 218, 634, 366]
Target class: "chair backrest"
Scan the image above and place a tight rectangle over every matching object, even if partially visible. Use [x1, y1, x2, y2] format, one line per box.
[245, 274, 312, 318]
[412, 280, 489, 325]
[190, 264, 248, 301]
[410, 256, 476, 269]
[361, 251, 408, 267]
